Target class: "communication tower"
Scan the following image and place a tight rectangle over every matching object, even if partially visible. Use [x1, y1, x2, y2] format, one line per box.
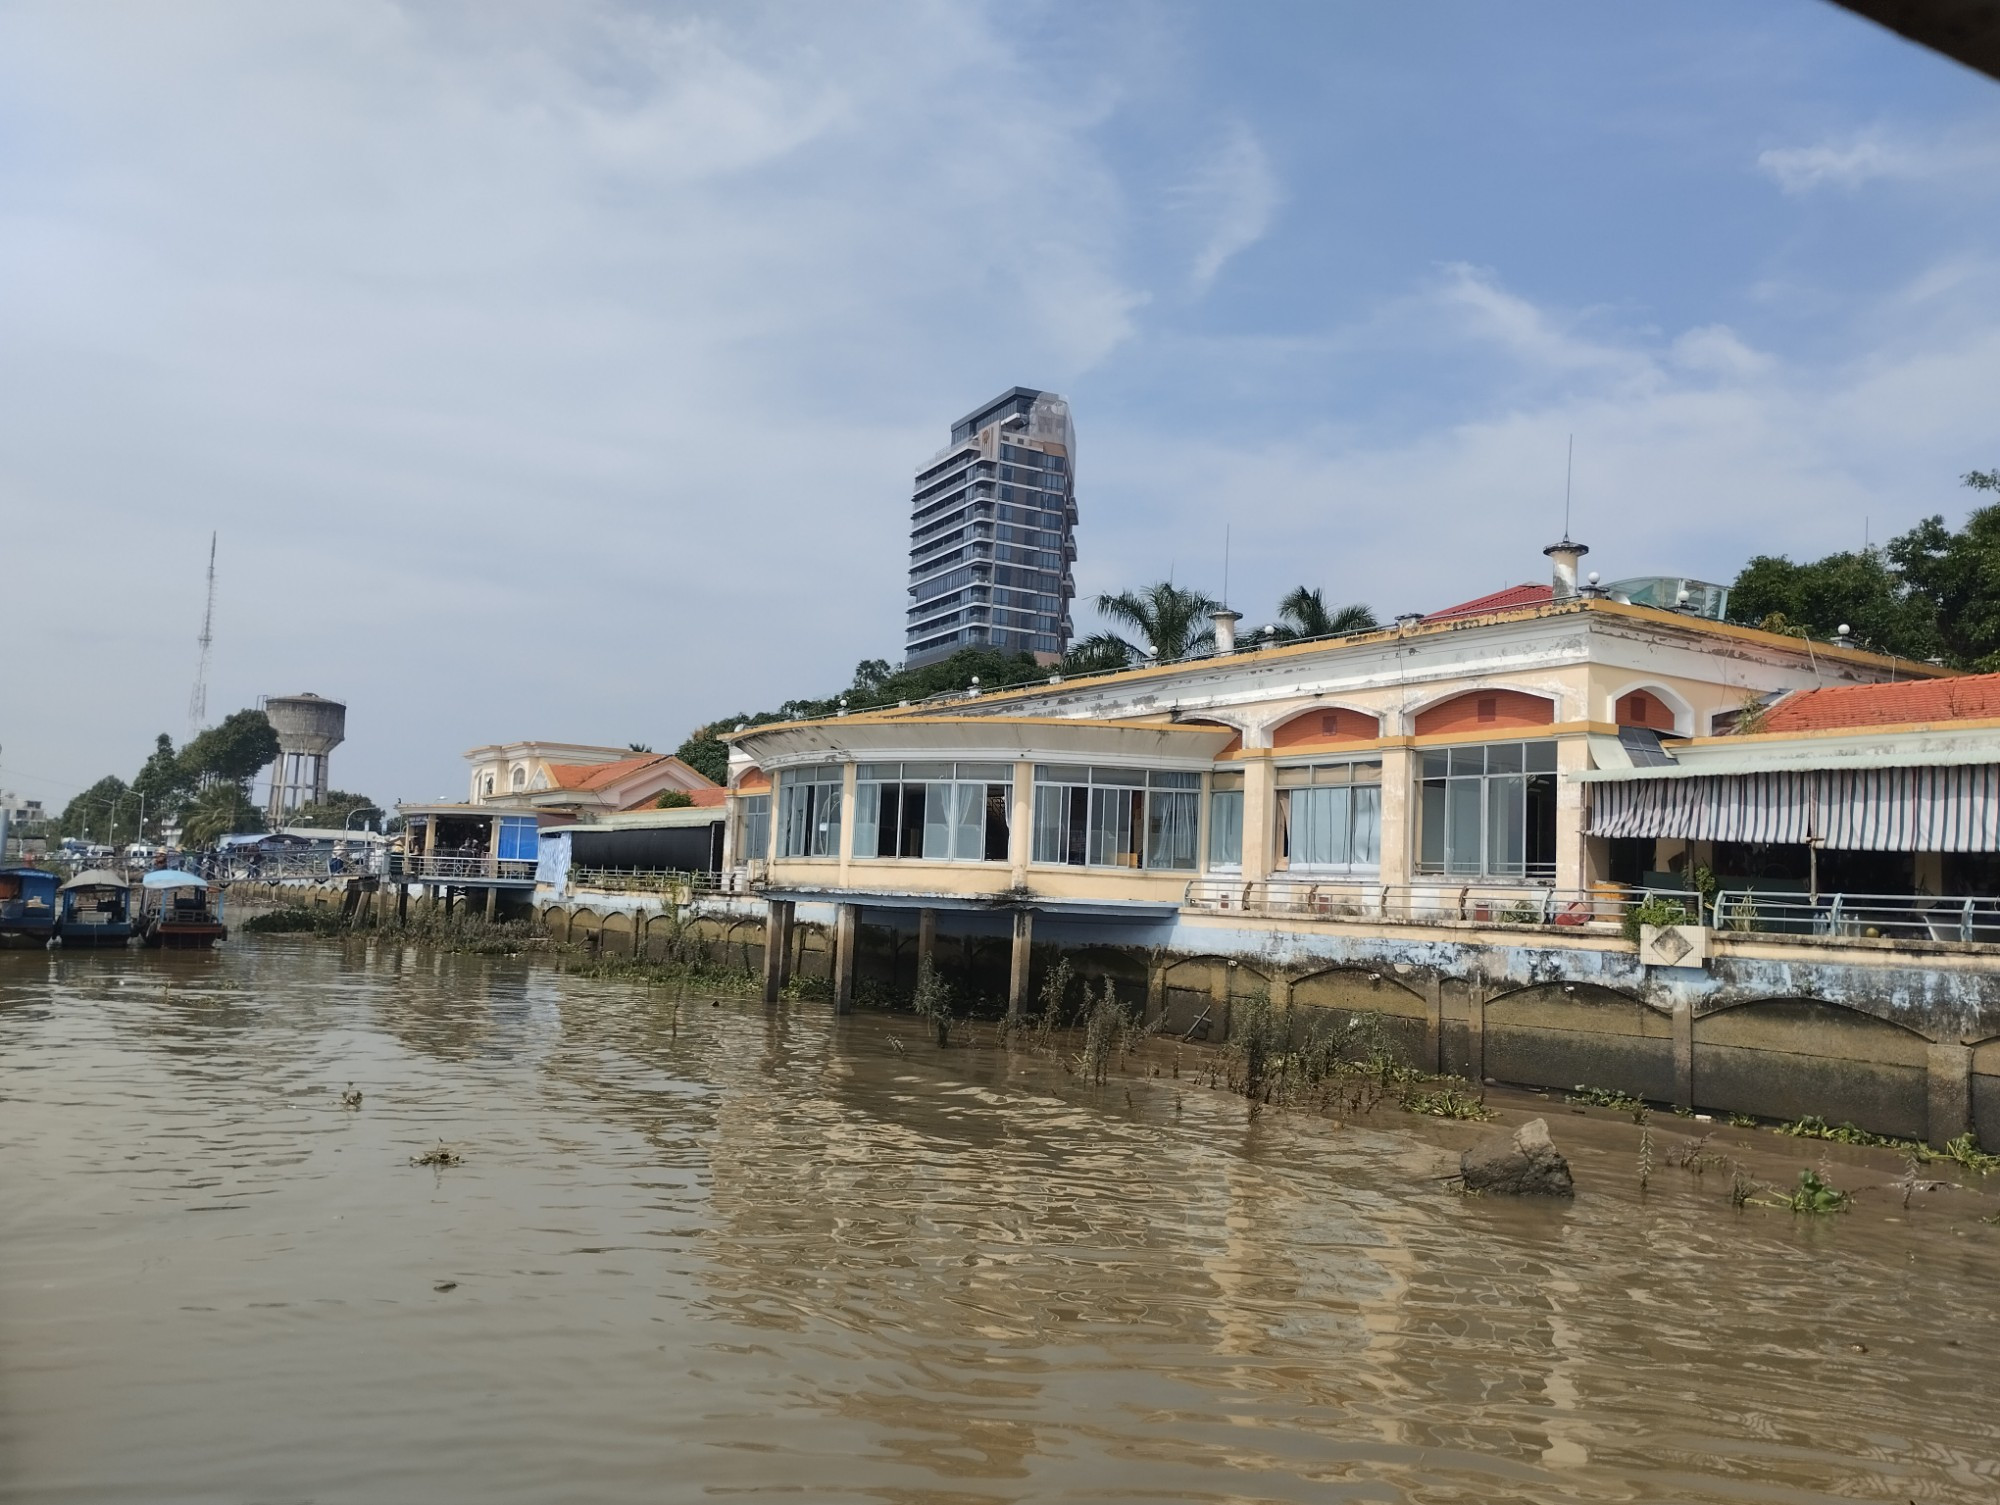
[263, 693, 347, 822]
[188, 533, 216, 740]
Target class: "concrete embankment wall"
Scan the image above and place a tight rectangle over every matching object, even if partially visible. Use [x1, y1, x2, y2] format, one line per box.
[232, 879, 2000, 1151]
[535, 893, 2000, 1152]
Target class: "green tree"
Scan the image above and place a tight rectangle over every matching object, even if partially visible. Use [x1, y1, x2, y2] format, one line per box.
[180, 783, 267, 848]
[179, 709, 280, 789]
[1727, 547, 1937, 660]
[1094, 582, 1222, 661]
[59, 776, 132, 845]
[1885, 482, 2000, 669]
[655, 789, 694, 809]
[131, 733, 194, 832]
[1060, 633, 1135, 674]
[1274, 586, 1377, 641]
[286, 790, 383, 829]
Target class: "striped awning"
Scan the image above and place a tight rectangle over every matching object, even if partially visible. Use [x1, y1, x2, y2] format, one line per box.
[1587, 765, 2000, 851]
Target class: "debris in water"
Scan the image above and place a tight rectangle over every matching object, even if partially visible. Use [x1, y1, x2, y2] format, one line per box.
[434, 1280, 458, 1292]
[888, 1036, 905, 1055]
[411, 1142, 463, 1167]
[340, 1085, 363, 1109]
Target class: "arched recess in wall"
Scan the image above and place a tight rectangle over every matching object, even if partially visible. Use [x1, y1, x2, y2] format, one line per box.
[1607, 681, 1693, 737]
[1692, 996, 1932, 1141]
[1483, 982, 1673, 1103]
[1969, 1037, 2000, 1152]
[1411, 688, 1556, 737]
[1269, 705, 1383, 753]
[736, 767, 771, 794]
[1159, 955, 1269, 1040]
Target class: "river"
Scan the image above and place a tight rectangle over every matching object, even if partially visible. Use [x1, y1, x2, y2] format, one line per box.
[2, 939, 1997, 1503]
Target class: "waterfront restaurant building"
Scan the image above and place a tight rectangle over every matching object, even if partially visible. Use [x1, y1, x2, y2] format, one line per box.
[715, 537, 2000, 1144]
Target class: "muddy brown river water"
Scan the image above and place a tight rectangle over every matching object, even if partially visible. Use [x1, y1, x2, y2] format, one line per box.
[3, 939, 1999, 1503]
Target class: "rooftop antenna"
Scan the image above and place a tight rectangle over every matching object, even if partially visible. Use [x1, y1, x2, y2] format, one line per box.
[1222, 524, 1231, 607]
[187, 532, 216, 740]
[1563, 434, 1574, 539]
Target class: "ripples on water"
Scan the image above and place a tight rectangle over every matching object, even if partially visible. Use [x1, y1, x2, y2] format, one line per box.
[2, 941, 1998, 1503]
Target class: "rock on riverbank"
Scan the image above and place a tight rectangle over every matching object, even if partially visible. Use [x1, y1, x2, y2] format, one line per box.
[1460, 1117, 1575, 1196]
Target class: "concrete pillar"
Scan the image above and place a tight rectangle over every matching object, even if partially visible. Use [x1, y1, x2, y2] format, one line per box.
[1240, 754, 1276, 888]
[756, 900, 788, 1004]
[1376, 745, 1415, 895]
[1466, 983, 1487, 1083]
[1147, 959, 1166, 1027]
[832, 903, 857, 1015]
[1555, 735, 1591, 894]
[1211, 960, 1235, 1042]
[917, 908, 937, 981]
[1928, 1039, 1973, 1149]
[1007, 910, 1033, 1019]
[835, 763, 858, 887]
[632, 911, 644, 958]
[484, 885, 498, 921]
[396, 883, 408, 924]
[1424, 974, 1444, 1074]
[1008, 763, 1033, 888]
[1672, 999, 1695, 1112]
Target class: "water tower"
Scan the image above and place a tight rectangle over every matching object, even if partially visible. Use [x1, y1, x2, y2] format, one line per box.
[263, 693, 347, 822]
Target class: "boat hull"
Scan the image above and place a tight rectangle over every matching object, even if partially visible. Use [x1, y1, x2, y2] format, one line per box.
[56, 924, 134, 948]
[0, 923, 56, 948]
[143, 922, 227, 950]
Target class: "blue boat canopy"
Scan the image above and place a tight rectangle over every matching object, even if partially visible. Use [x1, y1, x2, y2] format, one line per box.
[142, 869, 209, 889]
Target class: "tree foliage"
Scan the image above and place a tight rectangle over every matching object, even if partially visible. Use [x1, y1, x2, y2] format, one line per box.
[1273, 586, 1378, 641]
[1094, 582, 1221, 661]
[179, 709, 280, 789]
[59, 776, 133, 844]
[1729, 473, 2000, 668]
[181, 783, 267, 847]
[286, 790, 383, 829]
[654, 789, 694, 809]
[131, 733, 195, 830]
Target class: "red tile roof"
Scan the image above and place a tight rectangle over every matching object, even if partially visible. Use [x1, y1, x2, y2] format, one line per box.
[546, 754, 667, 791]
[1759, 674, 2000, 734]
[1425, 582, 1554, 622]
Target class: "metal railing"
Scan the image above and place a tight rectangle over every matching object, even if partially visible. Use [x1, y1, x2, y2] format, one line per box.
[567, 867, 728, 899]
[1184, 877, 1699, 929]
[401, 855, 536, 882]
[1712, 889, 2000, 943]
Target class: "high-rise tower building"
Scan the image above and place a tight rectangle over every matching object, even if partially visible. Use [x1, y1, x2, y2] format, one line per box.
[905, 387, 1077, 668]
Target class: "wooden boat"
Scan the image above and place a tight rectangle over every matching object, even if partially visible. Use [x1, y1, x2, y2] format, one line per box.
[0, 866, 58, 947]
[55, 869, 134, 947]
[136, 869, 227, 949]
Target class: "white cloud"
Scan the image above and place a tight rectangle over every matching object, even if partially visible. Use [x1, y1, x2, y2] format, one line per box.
[0, 0, 1149, 804]
[1076, 265, 2000, 638]
[1757, 126, 2000, 195]
[1175, 121, 1282, 292]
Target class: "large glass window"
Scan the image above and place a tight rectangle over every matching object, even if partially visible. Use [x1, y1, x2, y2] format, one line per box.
[1208, 771, 1244, 869]
[738, 794, 770, 864]
[1417, 741, 1557, 878]
[853, 762, 1010, 862]
[777, 765, 843, 858]
[1276, 762, 1381, 873]
[1032, 766, 1200, 871]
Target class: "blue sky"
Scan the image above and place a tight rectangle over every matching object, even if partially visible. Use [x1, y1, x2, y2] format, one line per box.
[3, 1, 1998, 809]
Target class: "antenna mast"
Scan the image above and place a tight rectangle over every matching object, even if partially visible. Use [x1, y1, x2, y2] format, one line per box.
[1563, 434, 1574, 538]
[188, 533, 216, 739]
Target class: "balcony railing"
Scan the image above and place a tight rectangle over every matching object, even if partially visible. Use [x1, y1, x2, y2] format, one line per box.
[1184, 878, 1699, 929]
[567, 867, 732, 899]
[1712, 889, 2000, 943]
[401, 855, 537, 882]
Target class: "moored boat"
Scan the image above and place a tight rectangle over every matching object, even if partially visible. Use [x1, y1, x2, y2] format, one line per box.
[55, 869, 134, 948]
[136, 869, 227, 949]
[0, 866, 59, 947]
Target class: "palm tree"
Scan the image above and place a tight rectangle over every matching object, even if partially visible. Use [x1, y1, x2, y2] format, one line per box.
[1274, 586, 1377, 641]
[1060, 633, 1135, 674]
[1094, 582, 1223, 662]
[180, 783, 264, 848]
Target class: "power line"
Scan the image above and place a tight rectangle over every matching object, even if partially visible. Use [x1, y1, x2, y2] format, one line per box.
[188, 532, 216, 740]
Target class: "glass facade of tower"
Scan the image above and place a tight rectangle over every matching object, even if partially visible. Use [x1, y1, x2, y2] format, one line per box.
[905, 387, 1077, 668]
